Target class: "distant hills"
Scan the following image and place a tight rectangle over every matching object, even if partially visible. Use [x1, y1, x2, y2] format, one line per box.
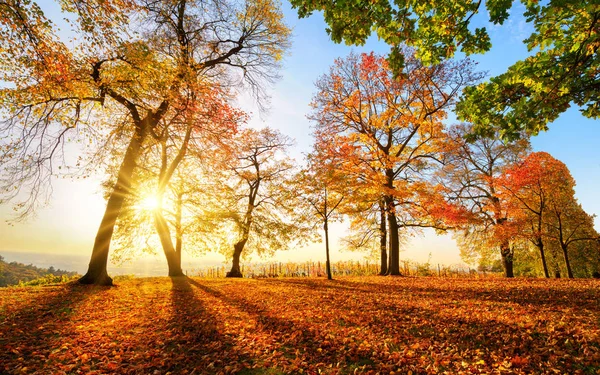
[0, 254, 78, 287]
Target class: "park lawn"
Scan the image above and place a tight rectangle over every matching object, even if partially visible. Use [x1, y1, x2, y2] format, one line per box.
[1, 276, 599, 374]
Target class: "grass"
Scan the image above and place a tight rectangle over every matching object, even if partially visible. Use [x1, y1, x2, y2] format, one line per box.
[1, 276, 599, 374]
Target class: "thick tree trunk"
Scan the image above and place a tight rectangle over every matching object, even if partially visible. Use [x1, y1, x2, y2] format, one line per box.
[79, 124, 147, 285]
[534, 238, 550, 278]
[324, 219, 333, 280]
[227, 240, 247, 277]
[500, 242, 514, 278]
[154, 211, 184, 277]
[175, 192, 183, 273]
[384, 167, 401, 276]
[379, 202, 387, 275]
[560, 244, 574, 279]
[388, 239, 393, 275]
[493, 207, 513, 278]
[386, 196, 401, 276]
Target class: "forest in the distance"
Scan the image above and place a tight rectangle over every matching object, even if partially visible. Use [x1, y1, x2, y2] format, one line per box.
[0, 255, 77, 287]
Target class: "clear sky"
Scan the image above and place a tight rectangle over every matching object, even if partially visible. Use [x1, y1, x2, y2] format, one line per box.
[1, 1, 598, 272]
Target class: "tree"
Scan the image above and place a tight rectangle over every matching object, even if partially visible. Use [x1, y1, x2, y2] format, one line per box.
[503, 151, 599, 278]
[546, 198, 599, 279]
[315, 119, 389, 274]
[289, 0, 492, 69]
[146, 85, 245, 276]
[501, 152, 573, 277]
[0, 0, 290, 285]
[296, 151, 347, 280]
[106, 86, 245, 275]
[212, 128, 299, 278]
[442, 123, 531, 277]
[457, 3, 600, 139]
[289, 0, 599, 139]
[108, 150, 229, 270]
[310, 50, 480, 275]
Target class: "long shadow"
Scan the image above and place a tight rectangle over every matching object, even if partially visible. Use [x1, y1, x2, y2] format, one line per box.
[153, 276, 258, 374]
[265, 277, 600, 311]
[372, 278, 600, 311]
[261, 277, 376, 295]
[188, 278, 600, 374]
[190, 280, 400, 373]
[0, 282, 109, 374]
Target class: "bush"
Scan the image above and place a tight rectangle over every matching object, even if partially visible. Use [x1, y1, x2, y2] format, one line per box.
[16, 274, 79, 287]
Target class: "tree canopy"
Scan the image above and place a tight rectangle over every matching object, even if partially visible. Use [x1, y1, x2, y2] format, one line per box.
[0, 0, 291, 284]
[310, 50, 480, 275]
[290, 0, 599, 139]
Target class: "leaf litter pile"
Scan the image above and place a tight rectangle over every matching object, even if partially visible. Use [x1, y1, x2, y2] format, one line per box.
[1, 276, 599, 374]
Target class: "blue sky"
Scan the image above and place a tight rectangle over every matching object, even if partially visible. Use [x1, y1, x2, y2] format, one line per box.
[1, 1, 598, 272]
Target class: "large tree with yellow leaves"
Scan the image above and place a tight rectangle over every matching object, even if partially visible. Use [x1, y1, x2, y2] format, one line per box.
[0, 0, 290, 285]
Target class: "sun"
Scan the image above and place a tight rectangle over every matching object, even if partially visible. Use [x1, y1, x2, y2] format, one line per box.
[137, 195, 159, 212]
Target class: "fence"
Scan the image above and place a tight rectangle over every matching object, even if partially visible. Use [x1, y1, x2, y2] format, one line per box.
[191, 260, 496, 278]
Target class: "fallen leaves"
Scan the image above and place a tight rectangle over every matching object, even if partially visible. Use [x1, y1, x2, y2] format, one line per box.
[1, 276, 599, 374]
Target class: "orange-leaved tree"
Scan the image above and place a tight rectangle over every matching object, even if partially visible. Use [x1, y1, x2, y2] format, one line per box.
[442, 123, 531, 277]
[501, 152, 574, 278]
[502, 151, 599, 278]
[310, 50, 481, 275]
[0, 0, 136, 220]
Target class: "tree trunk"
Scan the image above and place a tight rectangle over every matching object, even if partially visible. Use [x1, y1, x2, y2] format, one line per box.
[534, 237, 550, 278]
[560, 243, 574, 279]
[175, 192, 183, 273]
[494, 208, 513, 278]
[324, 219, 333, 280]
[386, 197, 401, 276]
[387, 238, 393, 275]
[154, 211, 184, 277]
[379, 202, 387, 275]
[500, 242, 514, 278]
[153, 172, 184, 276]
[227, 240, 247, 277]
[79, 124, 147, 285]
[384, 168, 401, 276]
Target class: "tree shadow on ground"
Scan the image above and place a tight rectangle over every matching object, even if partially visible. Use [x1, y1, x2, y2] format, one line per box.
[0, 283, 109, 374]
[269, 277, 600, 311]
[189, 278, 600, 374]
[188, 278, 355, 373]
[3, 277, 597, 374]
[162, 276, 259, 374]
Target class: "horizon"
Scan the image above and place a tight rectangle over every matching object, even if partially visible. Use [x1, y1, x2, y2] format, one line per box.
[1, 246, 471, 278]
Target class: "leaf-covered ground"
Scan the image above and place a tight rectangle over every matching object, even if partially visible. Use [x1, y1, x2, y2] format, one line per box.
[1, 276, 599, 374]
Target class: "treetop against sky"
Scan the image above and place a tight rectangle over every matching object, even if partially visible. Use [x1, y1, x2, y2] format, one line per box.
[0, 0, 598, 271]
